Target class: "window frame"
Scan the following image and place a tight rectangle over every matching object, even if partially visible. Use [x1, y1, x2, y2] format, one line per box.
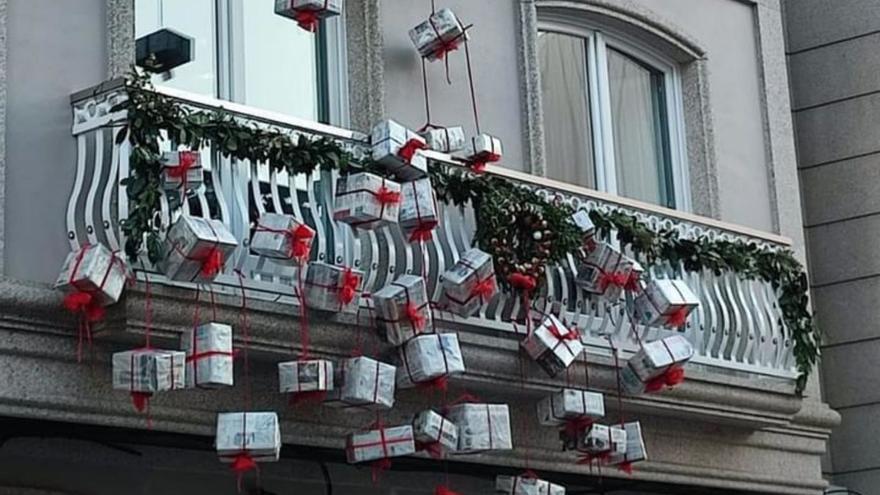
[538, 20, 691, 211]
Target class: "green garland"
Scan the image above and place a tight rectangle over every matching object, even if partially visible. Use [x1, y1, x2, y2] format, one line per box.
[114, 70, 818, 393]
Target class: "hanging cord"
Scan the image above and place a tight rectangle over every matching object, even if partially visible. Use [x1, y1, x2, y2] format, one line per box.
[234, 270, 253, 411]
[421, 58, 434, 131]
[463, 38, 481, 135]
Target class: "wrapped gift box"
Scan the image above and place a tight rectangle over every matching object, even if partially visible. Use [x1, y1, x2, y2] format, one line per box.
[420, 126, 466, 153]
[496, 475, 566, 495]
[346, 425, 416, 463]
[399, 179, 439, 241]
[575, 242, 633, 300]
[251, 212, 315, 265]
[571, 210, 595, 238]
[278, 359, 333, 394]
[303, 262, 365, 314]
[581, 424, 627, 456]
[371, 120, 429, 181]
[462, 134, 503, 165]
[160, 215, 238, 283]
[627, 335, 694, 382]
[161, 150, 203, 191]
[274, 0, 342, 30]
[325, 356, 396, 410]
[136, 28, 193, 73]
[112, 349, 186, 394]
[373, 274, 433, 345]
[409, 8, 468, 61]
[447, 403, 512, 453]
[56, 243, 129, 306]
[398, 333, 466, 389]
[536, 389, 605, 427]
[216, 412, 281, 463]
[441, 249, 498, 317]
[633, 279, 700, 328]
[181, 322, 233, 389]
[413, 409, 458, 453]
[521, 315, 584, 377]
[334, 172, 402, 230]
[606, 422, 647, 467]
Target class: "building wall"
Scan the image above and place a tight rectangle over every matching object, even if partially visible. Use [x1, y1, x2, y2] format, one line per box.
[784, 0, 880, 492]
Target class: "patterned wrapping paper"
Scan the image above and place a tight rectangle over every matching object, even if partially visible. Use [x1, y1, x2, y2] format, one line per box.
[324, 356, 396, 410]
[398, 179, 439, 242]
[55, 243, 129, 306]
[574, 242, 634, 300]
[536, 389, 605, 427]
[250, 212, 315, 265]
[112, 349, 186, 393]
[397, 333, 466, 389]
[412, 409, 459, 452]
[160, 215, 238, 283]
[440, 248, 498, 317]
[580, 424, 627, 456]
[278, 359, 334, 393]
[521, 314, 584, 377]
[409, 8, 469, 61]
[346, 425, 416, 463]
[303, 262, 365, 314]
[215, 412, 282, 463]
[181, 322, 234, 389]
[606, 422, 647, 466]
[373, 275, 434, 345]
[333, 172, 402, 230]
[420, 126, 467, 153]
[446, 403, 512, 453]
[371, 120, 429, 181]
[496, 475, 567, 495]
[274, 0, 342, 22]
[161, 150, 203, 191]
[462, 134, 503, 163]
[633, 279, 700, 328]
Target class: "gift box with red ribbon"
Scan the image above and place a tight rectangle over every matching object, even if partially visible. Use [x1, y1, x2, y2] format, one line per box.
[413, 409, 458, 454]
[325, 356, 396, 410]
[621, 335, 694, 394]
[397, 333, 466, 389]
[160, 215, 238, 283]
[496, 474, 566, 495]
[56, 243, 129, 307]
[574, 242, 634, 300]
[446, 403, 512, 453]
[536, 388, 604, 427]
[334, 172, 402, 230]
[216, 412, 281, 463]
[161, 150, 203, 191]
[420, 126, 467, 153]
[371, 120, 429, 181]
[373, 275, 434, 345]
[274, 0, 342, 32]
[440, 248, 498, 317]
[521, 315, 584, 377]
[112, 349, 186, 395]
[409, 8, 469, 62]
[633, 279, 700, 328]
[399, 178, 440, 242]
[346, 425, 416, 463]
[181, 322, 233, 389]
[577, 424, 627, 456]
[460, 134, 503, 172]
[605, 422, 646, 470]
[303, 262, 365, 314]
[250, 212, 315, 266]
[278, 359, 333, 394]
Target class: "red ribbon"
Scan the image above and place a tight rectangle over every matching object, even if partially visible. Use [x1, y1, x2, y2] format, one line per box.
[130, 391, 151, 413]
[338, 268, 361, 306]
[292, 0, 329, 32]
[230, 452, 259, 492]
[666, 307, 690, 328]
[406, 303, 427, 331]
[288, 224, 316, 261]
[617, 461, 634, 475]
[624, 271, 642, 292]
[409, 226, 436, 243]
[645, 365, 685, 393]
[467, 152, 501, 175]
[200, 249, 224, 278]
[376, 186, 402, 206]
[434, 485, 461, 495]
[397, 138, 426, 163]
[547, 322, 579, 342]
[508, 273, 537, 292]
[598, 271, 629, 292]
[416, 440, 445, 459]
[471, 277, 496, 302]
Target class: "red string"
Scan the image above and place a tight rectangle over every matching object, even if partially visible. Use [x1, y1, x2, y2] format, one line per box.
[463, 38, 481, 135]
[296, 265, 311, 360]
[234, 270, 253, 411]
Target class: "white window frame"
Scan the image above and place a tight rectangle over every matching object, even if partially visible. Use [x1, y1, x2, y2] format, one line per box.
[539, 20, 691, 211]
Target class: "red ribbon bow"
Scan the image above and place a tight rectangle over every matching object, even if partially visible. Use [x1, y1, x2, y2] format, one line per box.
[406, 303, 427, 331]
[508, 273, 537, 292]
[295, 10, 320, 32]
[666, 307, 690, 328]
[338, 269, 361, 305]
[471, 277, 496, 302]
[63, 289, 106, 363]
[434, 485, 461, 495]
[645, 365, 686, 393]
[130, 391, 151, 413]
[547, 322, 579, 342]
[376, 186, 402, 206]
[200, 249, 224, 278]
[167, 151, 197, 178]
[230, 452, 259, 492]
[398, 138, 427, 163]
[598, 271, 629, 292]
[290, 224, 315, 261]
[468, 152, 501, 175]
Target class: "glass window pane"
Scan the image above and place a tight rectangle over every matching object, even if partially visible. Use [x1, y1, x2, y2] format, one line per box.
[607, 48, 674, 208]
[135, 0, 218, 97]
[538, 32, 596, 188]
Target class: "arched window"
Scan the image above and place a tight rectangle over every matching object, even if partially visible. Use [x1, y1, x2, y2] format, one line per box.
[538, 22, 689, 210]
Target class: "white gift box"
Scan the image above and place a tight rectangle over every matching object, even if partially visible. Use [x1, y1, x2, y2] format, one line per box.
[413, 410, 459, 453]
[181, 322, 233, 389]
[571, 210, 595, 238]
[274, 0, 342, 26]
[536, 389, 605, 427]
[398, 333, 466, 389]
[346, 425, 416, 464]
[447, 403, 512, 453]
[633, 279, 700, 328]
[278, 359, 334, 394]
[581, 424, 627, 455]
[160, 215, 238, 283]
[373, 275, 433, 345]
[462, 134, 503, 165]
[575, 242, 634, 300]
[303, 262, 365, 314]
[409, 8, 468, 61]
[496, 475, 566, 495]
[627, 335, 694, 382]
[112, 349, 186, 393]
[251, 213, 315, 265]
[55, 243, 129, 306]
[216, 412, 281, 463]
[420, 126, 466, 153]
[325, 356, 396, 410]
[371, 120, 429, 181]
[334, 172, 402, 230]
[161, 151, 203, 191]
[606, 422, 647, 467]
[521, 315, 584, 377]
[399, 179, 439, 241]
[441, 249, 498, 317]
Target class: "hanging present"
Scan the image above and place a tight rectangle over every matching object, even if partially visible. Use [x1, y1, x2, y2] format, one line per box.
[399, 179, 439, 242]
[303, 262, 365, 314]
[409, 8, 469, 61]
[633, 279, 700, 328]
[325, 356, 396, 410]
[334, 172, 402, 230]
[420, 126, 467, 153]
[605, 422, 646, 472]
[250, 213, 315, 265]
[496, 474, 566, 495]
[621, 335, 694, 394]
[373, 275, 434, 345]
[56, 243, 129, 307]
[346, 424, 416, 464]
[413, 409, 459, 455]
[520, 314, 584, 378]
[112, 349, 186, 410]
[371, 120, 429, 181]
[576, 424, 627, 457]
[397, 333, 466, 389]
[216, 412, 282, 463]
[446, 403, 512, 453]
[460, 134, 502, 173]
[536, 389, 604, 427]
[160, 215, 238, 283]
[574, 242, 634, 300]
[274, 0, 342, 32]
[278, 359, 333, 395]
[161, 150, 203, 191]
[440, 249, 498, 317]
[181, 322, 234, 389]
